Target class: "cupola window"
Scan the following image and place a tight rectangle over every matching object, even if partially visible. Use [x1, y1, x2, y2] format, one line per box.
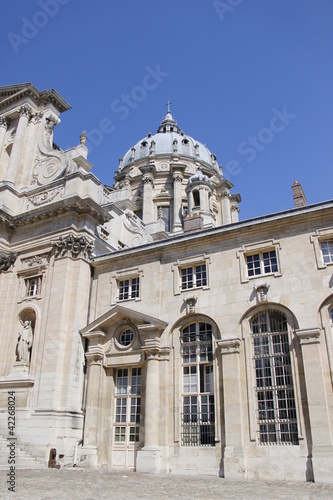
[193, 190, 200, 208]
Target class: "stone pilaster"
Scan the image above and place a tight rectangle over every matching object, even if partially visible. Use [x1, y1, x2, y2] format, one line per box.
[0, 117, 9, 163]
[230, 205, 240, 223]
[84, 353, 104, 446]
[220, 190, 231, 225]
[295, 328, 333, 484]
[82, 330, 105, 468]
[140, 165, 156, 224]
[136, 338, 171, 473]
[5, 105, 32, 185]
[171, 164, 185, 233]
[217, 336, 245, 479]
[20, 111, 44, 188]
[172, 173, 183, 232]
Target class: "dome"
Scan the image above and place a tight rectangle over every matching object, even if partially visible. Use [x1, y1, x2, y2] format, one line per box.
[120, 112, 219, 173]
[187, 167, 212, 185]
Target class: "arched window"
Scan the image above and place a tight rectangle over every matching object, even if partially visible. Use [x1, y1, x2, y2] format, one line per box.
[251, 309, 298, 445]
[180, 322, 215, 446]
[193, 190, 200, 208]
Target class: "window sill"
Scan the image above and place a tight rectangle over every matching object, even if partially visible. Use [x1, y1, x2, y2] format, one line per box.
[247, 271, 281, 281]
[18, 295, 42, 304]
[116, 297, 141, 303]
[178, 286, 210, 294]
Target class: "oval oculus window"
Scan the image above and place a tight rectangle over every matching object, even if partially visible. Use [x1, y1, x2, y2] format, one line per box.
[119, 329, 134, 346]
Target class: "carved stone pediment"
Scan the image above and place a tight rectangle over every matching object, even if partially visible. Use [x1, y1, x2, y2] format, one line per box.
[81, 304, 168, 366]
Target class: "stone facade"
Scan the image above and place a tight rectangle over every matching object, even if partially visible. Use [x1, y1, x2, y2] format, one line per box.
[0, 83, 333, 482]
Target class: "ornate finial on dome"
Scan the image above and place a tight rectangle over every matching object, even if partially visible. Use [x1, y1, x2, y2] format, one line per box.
[166, 99, 172, 114]
[157, 103, 180, 134]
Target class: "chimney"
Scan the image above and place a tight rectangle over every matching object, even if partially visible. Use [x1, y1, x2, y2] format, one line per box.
[291, 180, 307, 208]
[183, 212, 204, 233]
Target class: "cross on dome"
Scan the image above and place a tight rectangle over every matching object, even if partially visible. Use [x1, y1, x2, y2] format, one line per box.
[166, 99, 172, 113]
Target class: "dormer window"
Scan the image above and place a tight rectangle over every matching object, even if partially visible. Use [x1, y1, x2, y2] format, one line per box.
[141, 140, 148, 148]
[182, 138, 189, 145]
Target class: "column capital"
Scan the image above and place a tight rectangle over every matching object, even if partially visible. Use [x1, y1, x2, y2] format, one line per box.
[172, 173, 183, 183]
[31, 111, 44, 124]
[295, 328, 321, 346]
[142, 338, 171, 360]
[52, 234, 94, 260]
[219, 189, 230, 199]
[142, 175, 154, 185]
[86, 352, 104, 366]
[0, 116, 10, 129]
[217, 337, 241, 354]
[18, 105, 32, 119]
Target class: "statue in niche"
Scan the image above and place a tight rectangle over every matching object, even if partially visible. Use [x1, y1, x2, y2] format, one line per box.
[16, 320, 33, 363]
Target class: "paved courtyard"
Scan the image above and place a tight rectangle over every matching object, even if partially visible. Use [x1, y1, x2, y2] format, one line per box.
[1, 468, 333, 499]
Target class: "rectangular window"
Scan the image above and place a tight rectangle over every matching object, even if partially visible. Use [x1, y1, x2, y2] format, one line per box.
[118, 277, 140, 301]
[25, 276, 42, 297]
[114, 367, 142, 446]
[115, 427, 126, 442]
[321, 240, 333, 264]
[247, 250, 278, 277]
[181, 264, 207, 290]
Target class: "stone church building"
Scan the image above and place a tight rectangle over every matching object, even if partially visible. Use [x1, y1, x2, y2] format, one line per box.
[0, 83, 333, 482]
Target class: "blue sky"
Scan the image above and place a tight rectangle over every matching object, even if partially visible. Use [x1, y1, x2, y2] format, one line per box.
[1, 0, 332, 220]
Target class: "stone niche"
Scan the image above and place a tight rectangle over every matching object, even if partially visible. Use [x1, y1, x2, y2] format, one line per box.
[0, 307, 36, 408]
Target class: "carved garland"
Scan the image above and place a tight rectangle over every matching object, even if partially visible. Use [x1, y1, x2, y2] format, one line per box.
[21, 253, 49, 268]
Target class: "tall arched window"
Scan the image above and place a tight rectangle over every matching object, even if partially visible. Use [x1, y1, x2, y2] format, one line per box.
[251, 309, 298, 445]
[180, 322, 215, 446]
[193, 190, 200, 208]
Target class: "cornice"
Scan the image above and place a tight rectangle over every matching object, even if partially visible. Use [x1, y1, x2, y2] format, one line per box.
[0, 83, 71, 113]
[92, 199, 333, 266]
[0, 195, 110, 231]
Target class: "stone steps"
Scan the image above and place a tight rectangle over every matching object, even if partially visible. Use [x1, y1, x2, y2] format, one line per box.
[0, 434, 46, 470]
